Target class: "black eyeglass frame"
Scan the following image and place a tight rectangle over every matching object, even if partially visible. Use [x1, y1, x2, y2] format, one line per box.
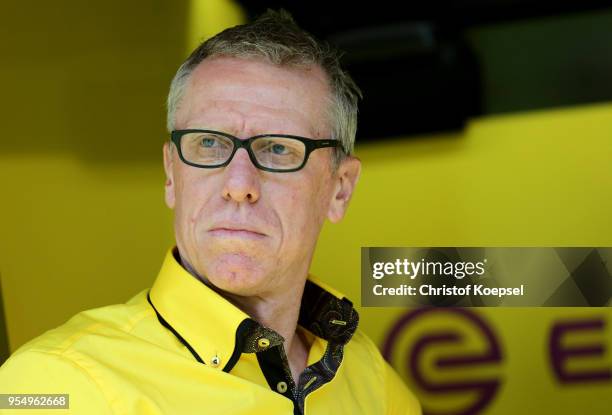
[170, 129, 344, 173]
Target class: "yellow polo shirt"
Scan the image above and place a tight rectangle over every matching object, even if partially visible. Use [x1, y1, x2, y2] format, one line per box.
[0, 247, 421, 414]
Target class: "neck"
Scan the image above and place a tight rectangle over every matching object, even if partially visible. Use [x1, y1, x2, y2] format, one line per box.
[179, 252, 311, 382]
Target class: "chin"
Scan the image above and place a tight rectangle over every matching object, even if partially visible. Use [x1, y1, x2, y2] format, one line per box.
[204, 253, 268, 295]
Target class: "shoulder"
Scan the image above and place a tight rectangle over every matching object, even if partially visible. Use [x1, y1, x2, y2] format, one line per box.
[0, 289, 158, 413]
[0, 289, 157, 411]
[344, 328, 422, 415]
[0, 347, 114, 414]
[7, 288, 154, 359]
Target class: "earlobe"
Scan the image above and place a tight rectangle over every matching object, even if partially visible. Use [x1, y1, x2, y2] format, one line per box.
[327, 157, 361, 223]
[163, 142, 176, 209]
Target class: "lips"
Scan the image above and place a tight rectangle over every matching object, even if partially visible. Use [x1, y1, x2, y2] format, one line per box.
[208, 222, 267, 239]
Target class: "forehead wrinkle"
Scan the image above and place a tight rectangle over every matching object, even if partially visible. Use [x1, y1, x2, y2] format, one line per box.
[180, 58, 331, 138]
[188, 100, 318, 138]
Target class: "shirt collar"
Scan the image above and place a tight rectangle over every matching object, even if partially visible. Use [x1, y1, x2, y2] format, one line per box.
[148, 246, 359, 370]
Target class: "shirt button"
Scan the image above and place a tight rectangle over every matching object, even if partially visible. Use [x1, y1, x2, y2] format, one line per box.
[276, 381, 288, 393]
[210, 355, 221, 367]
[258, 337, 271, 349]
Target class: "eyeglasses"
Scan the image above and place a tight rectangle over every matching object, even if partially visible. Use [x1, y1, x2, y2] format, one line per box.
[170, 129, 344, 173]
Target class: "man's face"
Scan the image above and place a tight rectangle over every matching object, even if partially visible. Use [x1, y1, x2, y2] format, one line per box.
[163, 56, 360, 297]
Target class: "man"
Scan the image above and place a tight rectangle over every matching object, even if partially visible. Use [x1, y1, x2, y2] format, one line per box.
[0, 9, 421, 415]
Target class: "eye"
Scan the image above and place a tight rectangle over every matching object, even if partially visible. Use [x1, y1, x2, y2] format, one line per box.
[200, 137, 219, 148]
[271, 143, 288, 155]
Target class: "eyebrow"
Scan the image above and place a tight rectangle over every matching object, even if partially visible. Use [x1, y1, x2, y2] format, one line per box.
[186, 125, 234, 134]
[184, 125, 320, 138]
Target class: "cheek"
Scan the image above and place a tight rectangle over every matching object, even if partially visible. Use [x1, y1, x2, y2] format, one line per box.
[174, 171, 213, 227]
[280, 178, 332, 238]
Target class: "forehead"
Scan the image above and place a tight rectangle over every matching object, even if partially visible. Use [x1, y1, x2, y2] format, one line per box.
[176, 56, 331, 137]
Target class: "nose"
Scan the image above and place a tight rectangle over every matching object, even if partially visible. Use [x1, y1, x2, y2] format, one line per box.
[221, 148, 261, 203]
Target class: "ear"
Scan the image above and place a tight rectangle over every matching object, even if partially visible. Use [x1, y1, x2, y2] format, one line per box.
[327, 156, 361, 223]
[163, 141, 176, 209]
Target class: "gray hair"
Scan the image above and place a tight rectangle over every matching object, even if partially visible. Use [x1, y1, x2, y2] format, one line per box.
[166, 8, 362, 169]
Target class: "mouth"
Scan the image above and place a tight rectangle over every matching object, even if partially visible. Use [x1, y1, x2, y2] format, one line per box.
[208, 227, 267, 239]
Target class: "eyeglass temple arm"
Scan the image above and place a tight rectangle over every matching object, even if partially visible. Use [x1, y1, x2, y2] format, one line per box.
[314, 139, 347, 154]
